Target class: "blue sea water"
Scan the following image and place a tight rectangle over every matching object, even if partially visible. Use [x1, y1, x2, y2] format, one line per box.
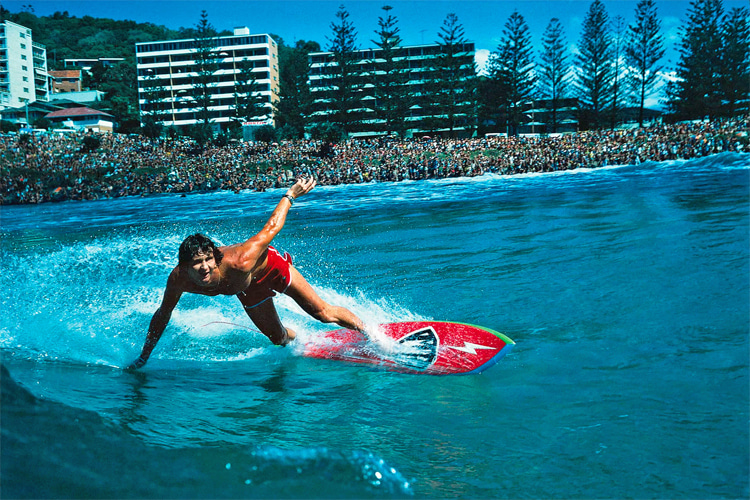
[1, 153, 748, 499]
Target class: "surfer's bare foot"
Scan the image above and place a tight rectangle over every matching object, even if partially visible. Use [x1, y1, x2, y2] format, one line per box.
[281, 327, 296, 346]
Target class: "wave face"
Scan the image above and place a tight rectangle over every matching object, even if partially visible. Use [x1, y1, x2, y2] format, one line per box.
[1, 152, 748, 499]
[1, 364, 412, 498]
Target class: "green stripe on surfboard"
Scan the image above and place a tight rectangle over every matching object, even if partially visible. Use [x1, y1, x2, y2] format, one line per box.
[429, 321, 515, 345]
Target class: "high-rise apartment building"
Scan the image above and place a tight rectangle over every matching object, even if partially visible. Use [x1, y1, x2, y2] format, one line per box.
[308, 42, 476, 138]
[135, 27, 279, 130]
[0, 19, 50, 111]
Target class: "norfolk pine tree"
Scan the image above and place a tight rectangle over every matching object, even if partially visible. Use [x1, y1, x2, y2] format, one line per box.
[192, 10, 219, 142]
[327, 5, 360, 134]
[233, 58, 270, 128]
[371, 5, 411, 137]
[576, 0, 614, 129]
[625, 0, 665, 127]
[475, 74, 504, 135]
[667, 0, 724, 120]
[276, 40, 319, 139]
[719, 7, 750, 117]
[427, 13, 474, 137]
[489, 11, 536, 136]
[539, 18, 570, 134]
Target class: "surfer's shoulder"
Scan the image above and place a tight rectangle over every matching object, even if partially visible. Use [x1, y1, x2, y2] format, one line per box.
[220, 241, 265, 272]
[167, 266, 187, 289]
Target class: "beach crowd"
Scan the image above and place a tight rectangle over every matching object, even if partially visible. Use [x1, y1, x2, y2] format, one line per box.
[1, 116, 747, 205]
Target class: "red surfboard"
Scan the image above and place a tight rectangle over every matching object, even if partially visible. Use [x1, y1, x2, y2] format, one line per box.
[302, 321, 514, 375]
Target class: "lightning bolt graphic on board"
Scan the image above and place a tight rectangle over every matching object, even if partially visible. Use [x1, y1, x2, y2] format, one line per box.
[446, 342, 497, 355]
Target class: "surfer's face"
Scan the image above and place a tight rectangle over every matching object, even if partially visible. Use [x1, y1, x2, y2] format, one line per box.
[187, 251, 217, 286]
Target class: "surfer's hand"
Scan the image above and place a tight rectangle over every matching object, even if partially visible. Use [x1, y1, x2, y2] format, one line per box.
[287, 177, 316, 199]
[125, 356, 147, 370]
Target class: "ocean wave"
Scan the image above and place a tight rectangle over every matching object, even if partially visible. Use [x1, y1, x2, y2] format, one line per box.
[0, 362, 413, 498]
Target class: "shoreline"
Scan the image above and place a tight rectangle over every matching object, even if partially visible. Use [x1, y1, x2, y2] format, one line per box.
[1, 116, 748, 206]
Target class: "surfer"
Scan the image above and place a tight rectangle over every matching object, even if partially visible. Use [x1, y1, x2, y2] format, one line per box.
[127, 177, 366, 369]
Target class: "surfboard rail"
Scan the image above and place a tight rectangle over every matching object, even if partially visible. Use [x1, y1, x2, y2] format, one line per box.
[302, 321, 514, 375]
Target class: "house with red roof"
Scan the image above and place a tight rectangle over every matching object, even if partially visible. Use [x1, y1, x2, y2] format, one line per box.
[48, 69, 83, 93]
[44, 106, 116, 133]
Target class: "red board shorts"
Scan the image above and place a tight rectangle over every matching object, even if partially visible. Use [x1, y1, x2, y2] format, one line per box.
[237, 246, 293, 308]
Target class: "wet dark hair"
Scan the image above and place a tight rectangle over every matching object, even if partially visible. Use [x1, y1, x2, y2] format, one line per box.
[178, 233, 223, 266]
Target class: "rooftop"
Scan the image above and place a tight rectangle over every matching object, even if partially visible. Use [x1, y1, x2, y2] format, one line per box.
[45, 106, 114, 119]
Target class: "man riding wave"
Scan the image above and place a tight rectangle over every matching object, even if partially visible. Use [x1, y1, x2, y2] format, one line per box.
[128, 178, 366, 369]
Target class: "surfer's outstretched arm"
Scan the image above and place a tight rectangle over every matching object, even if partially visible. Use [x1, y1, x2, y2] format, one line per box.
[233, 178, 316, 267]
[258, 178, 316, 243]
[127, 271, 183, 370]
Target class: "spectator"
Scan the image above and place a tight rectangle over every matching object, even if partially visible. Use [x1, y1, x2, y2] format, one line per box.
[0, 116, 747, 205]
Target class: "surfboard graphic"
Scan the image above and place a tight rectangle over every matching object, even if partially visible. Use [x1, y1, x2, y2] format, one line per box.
[302, 321, 514, 375]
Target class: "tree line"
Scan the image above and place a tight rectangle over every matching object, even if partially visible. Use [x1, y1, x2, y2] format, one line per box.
[303, 0, 748, 140]
[1, 0, 748, 142]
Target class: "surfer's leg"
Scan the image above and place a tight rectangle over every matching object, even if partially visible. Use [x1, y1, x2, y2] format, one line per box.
[239, 298, 295, 345]
[285, 266, 365, 332]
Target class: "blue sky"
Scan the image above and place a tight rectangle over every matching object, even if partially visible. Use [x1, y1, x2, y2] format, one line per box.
[3, 0, 746, 105]
[6, 1, 742, 66]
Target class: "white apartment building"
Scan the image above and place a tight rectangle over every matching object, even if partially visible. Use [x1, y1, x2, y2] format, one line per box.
[135, 27, 279, 130]
[0, 20, 50, 111]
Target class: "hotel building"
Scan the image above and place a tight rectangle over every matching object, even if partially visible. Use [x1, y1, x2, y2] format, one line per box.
[0, 19, 50, 111]
[135, 27, 279, 130]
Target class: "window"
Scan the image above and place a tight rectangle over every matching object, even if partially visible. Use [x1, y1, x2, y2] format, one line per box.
[21, 54, 27, 60]
[20, 43, 26, 49]
[23, 87, 29, 93]
[22, 76, 28, 82]
[19, 32, 26, 38]
[22, 65, 28, 71]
